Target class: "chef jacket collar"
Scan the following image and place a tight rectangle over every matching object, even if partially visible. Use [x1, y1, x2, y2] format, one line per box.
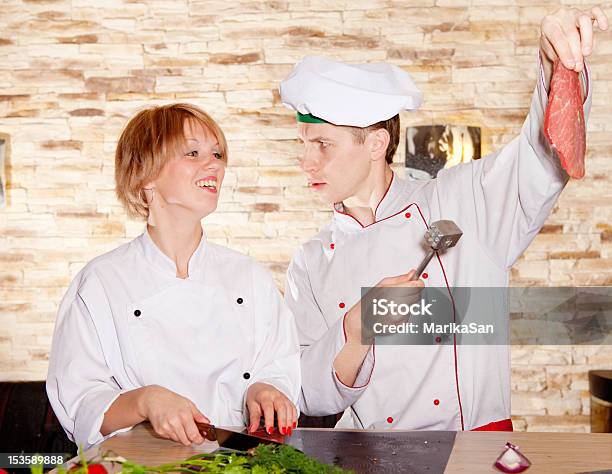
[140, 226, 208, 278]
[333, 171, 404, 231]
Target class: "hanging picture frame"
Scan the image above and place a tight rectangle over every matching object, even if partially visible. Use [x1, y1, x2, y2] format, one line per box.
[405, 125, 482, 180]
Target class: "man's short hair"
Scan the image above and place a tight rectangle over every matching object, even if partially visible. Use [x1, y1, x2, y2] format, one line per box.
[349, 114, 400, 164]
[114, 103, 228, 219]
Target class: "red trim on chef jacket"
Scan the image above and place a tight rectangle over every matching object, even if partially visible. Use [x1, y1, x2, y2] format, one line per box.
[333, 193, 466, 430]
[472, 418, 513, 432]
[335, 312, 376, 390]
[335, 193, 430, 233]
[373, 172, 394, 218]
[334, 173, 395, 228]
[414, 204, 466, 432]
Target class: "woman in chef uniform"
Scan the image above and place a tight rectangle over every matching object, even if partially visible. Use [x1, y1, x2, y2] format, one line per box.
[279, 7, 606, 431]
[46, 104, 300, 448]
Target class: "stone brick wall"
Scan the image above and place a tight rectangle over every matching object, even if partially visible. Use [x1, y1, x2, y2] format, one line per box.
[1, 0, 610, 432]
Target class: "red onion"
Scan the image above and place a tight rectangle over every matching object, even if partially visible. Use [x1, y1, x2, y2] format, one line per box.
[494, 442, 531, 473]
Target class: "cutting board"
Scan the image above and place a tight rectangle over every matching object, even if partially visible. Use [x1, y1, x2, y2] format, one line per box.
[284, 429, 457, 473]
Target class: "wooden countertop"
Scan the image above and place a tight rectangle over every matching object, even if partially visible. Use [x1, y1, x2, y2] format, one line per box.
[71, 423, 612, 474]
[446, 430, 612, 473]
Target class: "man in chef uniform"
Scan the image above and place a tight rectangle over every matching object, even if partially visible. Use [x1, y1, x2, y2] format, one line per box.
[279, 7, 608, 431]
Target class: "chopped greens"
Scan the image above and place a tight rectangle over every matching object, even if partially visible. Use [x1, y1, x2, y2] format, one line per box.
[44, 444, 352, 474]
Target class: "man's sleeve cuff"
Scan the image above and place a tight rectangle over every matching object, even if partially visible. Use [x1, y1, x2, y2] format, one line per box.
[332, 312, 376, 391]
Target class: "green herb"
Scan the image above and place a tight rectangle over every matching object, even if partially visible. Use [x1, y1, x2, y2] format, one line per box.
[119, 445, 351, 473]
[37, 444, 352, 474]
[251, 444, 349, 473]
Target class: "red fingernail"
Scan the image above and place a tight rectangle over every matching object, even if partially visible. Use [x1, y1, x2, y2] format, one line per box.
[293, 422, 297, 429]
[281, 427, 286, 435]
[267, 427, 273, 435]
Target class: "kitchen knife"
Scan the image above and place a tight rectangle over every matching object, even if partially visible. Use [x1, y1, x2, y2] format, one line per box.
[196, 422, 282, 451]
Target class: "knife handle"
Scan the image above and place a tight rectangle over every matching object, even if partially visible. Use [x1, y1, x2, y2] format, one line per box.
[195, 422, 217, 441]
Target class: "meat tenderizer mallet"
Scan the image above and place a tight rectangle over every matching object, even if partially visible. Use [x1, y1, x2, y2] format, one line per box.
[411, 220, 463, 280]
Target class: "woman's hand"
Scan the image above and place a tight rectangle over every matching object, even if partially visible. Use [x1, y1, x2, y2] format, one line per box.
[246, 382, 298, 436]
[138, 385, 209, 446]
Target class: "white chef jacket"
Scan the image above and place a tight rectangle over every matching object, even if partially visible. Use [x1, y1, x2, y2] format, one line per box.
[47, 229, 301, 448]
[285, 61, 592, 430]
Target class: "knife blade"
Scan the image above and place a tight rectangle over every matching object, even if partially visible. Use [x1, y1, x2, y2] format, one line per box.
[196, 422, 282, 451]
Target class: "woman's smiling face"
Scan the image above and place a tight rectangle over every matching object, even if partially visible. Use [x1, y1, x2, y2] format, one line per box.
[147, 119, 226, 220]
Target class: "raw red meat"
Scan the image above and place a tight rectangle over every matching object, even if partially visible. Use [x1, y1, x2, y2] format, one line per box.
[543, 60, 586, 179]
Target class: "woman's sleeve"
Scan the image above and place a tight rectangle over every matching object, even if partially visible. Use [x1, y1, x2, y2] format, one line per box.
[245, 262, 301, 410]
[46, 271, 133, 449]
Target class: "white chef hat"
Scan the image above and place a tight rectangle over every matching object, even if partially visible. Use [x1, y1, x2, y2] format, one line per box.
[279, 56, 423, 128]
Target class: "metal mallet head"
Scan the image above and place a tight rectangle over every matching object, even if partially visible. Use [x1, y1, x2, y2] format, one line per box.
[425, 220, 463, 251]
[413, 220, 463, 280]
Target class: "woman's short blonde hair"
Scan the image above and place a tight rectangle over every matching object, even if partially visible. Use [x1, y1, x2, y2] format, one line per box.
[115, 103, 228, 219]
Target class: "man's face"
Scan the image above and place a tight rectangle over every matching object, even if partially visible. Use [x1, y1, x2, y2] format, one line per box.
[296, 122, 373, 204]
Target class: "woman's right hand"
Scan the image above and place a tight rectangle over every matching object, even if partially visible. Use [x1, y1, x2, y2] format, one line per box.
[138, 385, 209, 446]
